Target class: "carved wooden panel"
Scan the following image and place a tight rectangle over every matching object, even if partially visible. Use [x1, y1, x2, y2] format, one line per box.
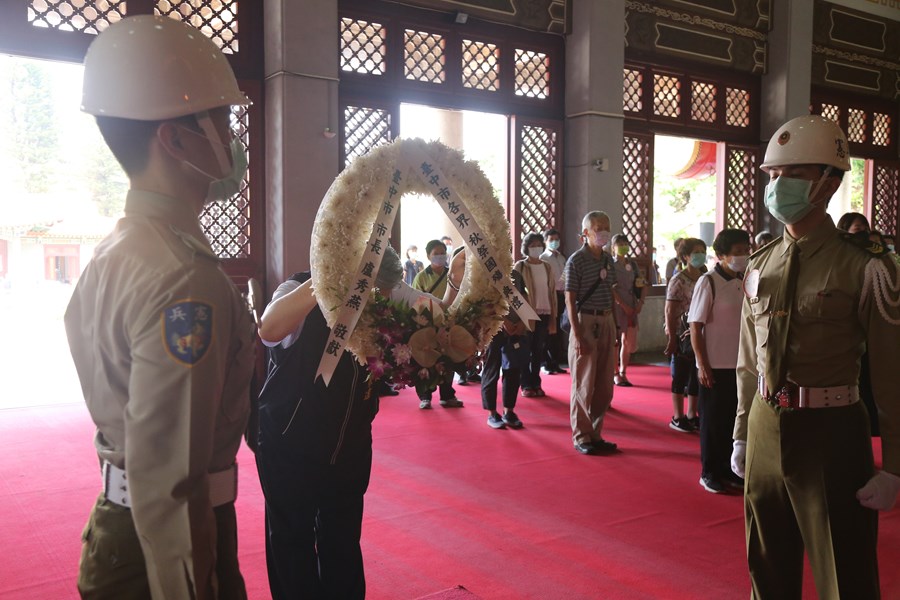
[622, 133, 653, 258]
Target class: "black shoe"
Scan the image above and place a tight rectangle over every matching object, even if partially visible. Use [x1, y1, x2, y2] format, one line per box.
[502, 411, 523, 429]
[467, 372, 481, 383]
[723, 472, 745, 491]
[699, 476, 725, 494]
[574, 442, 596, 455]
[689, 416, 700, 431]
[457, 377, 468, 386]
[669, 416, 692, 433]
[486, 414, 506, 429]
[592, 439, 618, 452]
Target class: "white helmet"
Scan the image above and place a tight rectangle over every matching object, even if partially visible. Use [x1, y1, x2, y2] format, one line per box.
[81, 15, 249, 120]
[761, 115, 851, 172]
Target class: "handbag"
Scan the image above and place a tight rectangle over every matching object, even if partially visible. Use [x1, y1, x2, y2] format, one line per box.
[676, 312, 693, 356]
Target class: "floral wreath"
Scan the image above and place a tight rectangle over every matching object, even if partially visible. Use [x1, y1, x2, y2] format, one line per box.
[310, 138, 512, 392]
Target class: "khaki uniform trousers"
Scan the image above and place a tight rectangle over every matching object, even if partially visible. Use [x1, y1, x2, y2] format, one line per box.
[568, 311, 617, 446]
[77, 493, 246, 600]
[745, 395, 879, 599]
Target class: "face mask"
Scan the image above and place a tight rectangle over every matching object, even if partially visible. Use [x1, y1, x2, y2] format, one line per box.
[205, 138, 248, 202]
[408, 252, 418, 261]
[616, 245, 629, 257]
[690, 252, 706, 268]
[528, 247, 544, 259]
[727, 255, 749, 273]
[590, 230, 611, 247]
[765, 171, 830, 225]
[548, 240, 560, 251]
[889, 244, 896, 253]
[430, 254, 447, 268]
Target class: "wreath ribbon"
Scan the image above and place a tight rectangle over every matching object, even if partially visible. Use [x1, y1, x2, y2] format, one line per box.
[315, 144, 538, 386]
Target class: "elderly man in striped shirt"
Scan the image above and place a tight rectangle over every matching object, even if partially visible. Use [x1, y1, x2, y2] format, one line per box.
[564, 211, 623, 455]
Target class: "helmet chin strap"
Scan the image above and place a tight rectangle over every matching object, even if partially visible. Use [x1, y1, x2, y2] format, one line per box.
[808, 166, 834, 208]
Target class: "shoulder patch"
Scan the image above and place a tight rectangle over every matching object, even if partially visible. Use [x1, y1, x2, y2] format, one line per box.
[749, 236, 782, 260]
[839, 231, 888, 257]
[161, 300, 214, 366]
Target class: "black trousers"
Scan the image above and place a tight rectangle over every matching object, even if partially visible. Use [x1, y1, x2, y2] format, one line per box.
[481, 331, 521, 412]
[256, 440, 371, 600]
[522, 314, 551, 390]
[698, 368, 738, 481]
[543, 291, 567, 370]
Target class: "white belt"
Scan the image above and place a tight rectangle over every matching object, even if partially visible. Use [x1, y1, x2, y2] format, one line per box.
[102, 462, 238, 509]
[757, 377, 859, 409]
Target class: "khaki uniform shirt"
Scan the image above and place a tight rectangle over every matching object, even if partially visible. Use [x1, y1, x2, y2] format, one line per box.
[734, 217, 900, 472]
[65, 190, 255, 599]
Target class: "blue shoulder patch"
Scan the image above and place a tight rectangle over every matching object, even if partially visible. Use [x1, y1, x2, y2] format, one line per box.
[162, 300, 214, 366]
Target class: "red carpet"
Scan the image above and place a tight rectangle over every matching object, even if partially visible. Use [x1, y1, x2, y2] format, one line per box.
[1, 364, 898, 599]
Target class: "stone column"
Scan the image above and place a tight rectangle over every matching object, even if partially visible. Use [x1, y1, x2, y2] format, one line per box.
[263, 0, 340, 292]
[563, 0, 626, 253]
[761, 0, 814, 139]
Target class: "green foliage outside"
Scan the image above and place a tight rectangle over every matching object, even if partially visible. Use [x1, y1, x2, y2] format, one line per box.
[652, 167, 717, 261]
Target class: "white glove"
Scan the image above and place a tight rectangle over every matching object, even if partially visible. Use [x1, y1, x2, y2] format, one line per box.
[731, 440, 746, 478]
[856, 471, 900, 511]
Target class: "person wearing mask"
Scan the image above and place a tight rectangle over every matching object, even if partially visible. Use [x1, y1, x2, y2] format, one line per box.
[611, 233, 646, 387]
[732, 115, 900, 598]
[565, 211, 622, 455]
[440, 235, 454, 255]
[648, 246, 662, 285]
[664, 238, 707, 432]
[257, 247, 433, 599]
[687, 228, 750, 494]
[412, 240, 462, 409]
[514, 232, 557, 398]
[884, 234, 896, 254]
[541, 227, 568, 374]
[64, 16, 255, 598]
[403, 245, 424, 285]
[836, 211, 870, 234]
[665, 237, 685, 282]
[754, 231, 774, 250]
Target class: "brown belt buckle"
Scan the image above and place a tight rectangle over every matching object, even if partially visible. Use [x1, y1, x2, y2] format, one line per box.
[772, 383, 799, 409]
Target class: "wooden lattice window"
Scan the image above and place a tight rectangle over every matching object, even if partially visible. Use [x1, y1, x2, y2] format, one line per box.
[847, 108, 867, 144]
[341, 17, 387, 75]
[872, 163, 900, 237]
[404, 29, 445, 84]
[518, 125, 559, 235]
[622, 135, 653, 257]
[199, 104, 250, 258]
[623, 68, 643, 114]
[821, 103, 841, 124]
[873, 113, 891, 147]
[462, 39, 500, 91]
[653, 74, 681, 118]
[28, 0, 124, 34]
[343, 105, 392, 166]
[725, 87, 750, 128]
[155, 1, 238, 54]
[691, 81, 717, 123]
[514, 49, 550, 99]
[724, 147, 758, 235]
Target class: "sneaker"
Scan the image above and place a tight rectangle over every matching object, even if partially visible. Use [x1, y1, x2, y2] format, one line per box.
[487, 413, 506, 429]
[502, 411, 523, 429]
[688, 416, 700, 431]
[699, 476, 726, 494]
[533, 388, 546, 397]
[440, 397, 464, 408]
[669, 416, 693, 433]
[419, 398, 432, 410]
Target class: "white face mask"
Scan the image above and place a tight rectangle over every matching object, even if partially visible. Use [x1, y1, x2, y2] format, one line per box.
[528, 247, 544, 259]
[727, 255, 749, 273]
[430, 253, 447, 268]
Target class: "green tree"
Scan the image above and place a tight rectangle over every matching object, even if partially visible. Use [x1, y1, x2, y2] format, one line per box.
[85, 142, 128, 217]
[7, 62, 59, 193]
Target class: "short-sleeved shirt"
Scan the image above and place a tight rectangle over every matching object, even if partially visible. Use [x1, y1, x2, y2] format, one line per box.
[541, 249, 567, 292]
[564, 245, 617, 311]
[412, 265, 448, 297]
[687, 264, 744, 369]
[666, 269, 699, 317]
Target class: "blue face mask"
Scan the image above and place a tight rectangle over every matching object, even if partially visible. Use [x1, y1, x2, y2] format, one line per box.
[548, 240, 560, 251]
[689, 252, 706, 268]
[765, 169, 832, 226]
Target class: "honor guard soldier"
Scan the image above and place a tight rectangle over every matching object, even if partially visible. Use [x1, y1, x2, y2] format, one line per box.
[65, 16, 255, 600]
[732, 115, 900, 598]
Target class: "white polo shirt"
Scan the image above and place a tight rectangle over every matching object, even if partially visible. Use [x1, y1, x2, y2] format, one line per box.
[687, 264, 744, 369]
